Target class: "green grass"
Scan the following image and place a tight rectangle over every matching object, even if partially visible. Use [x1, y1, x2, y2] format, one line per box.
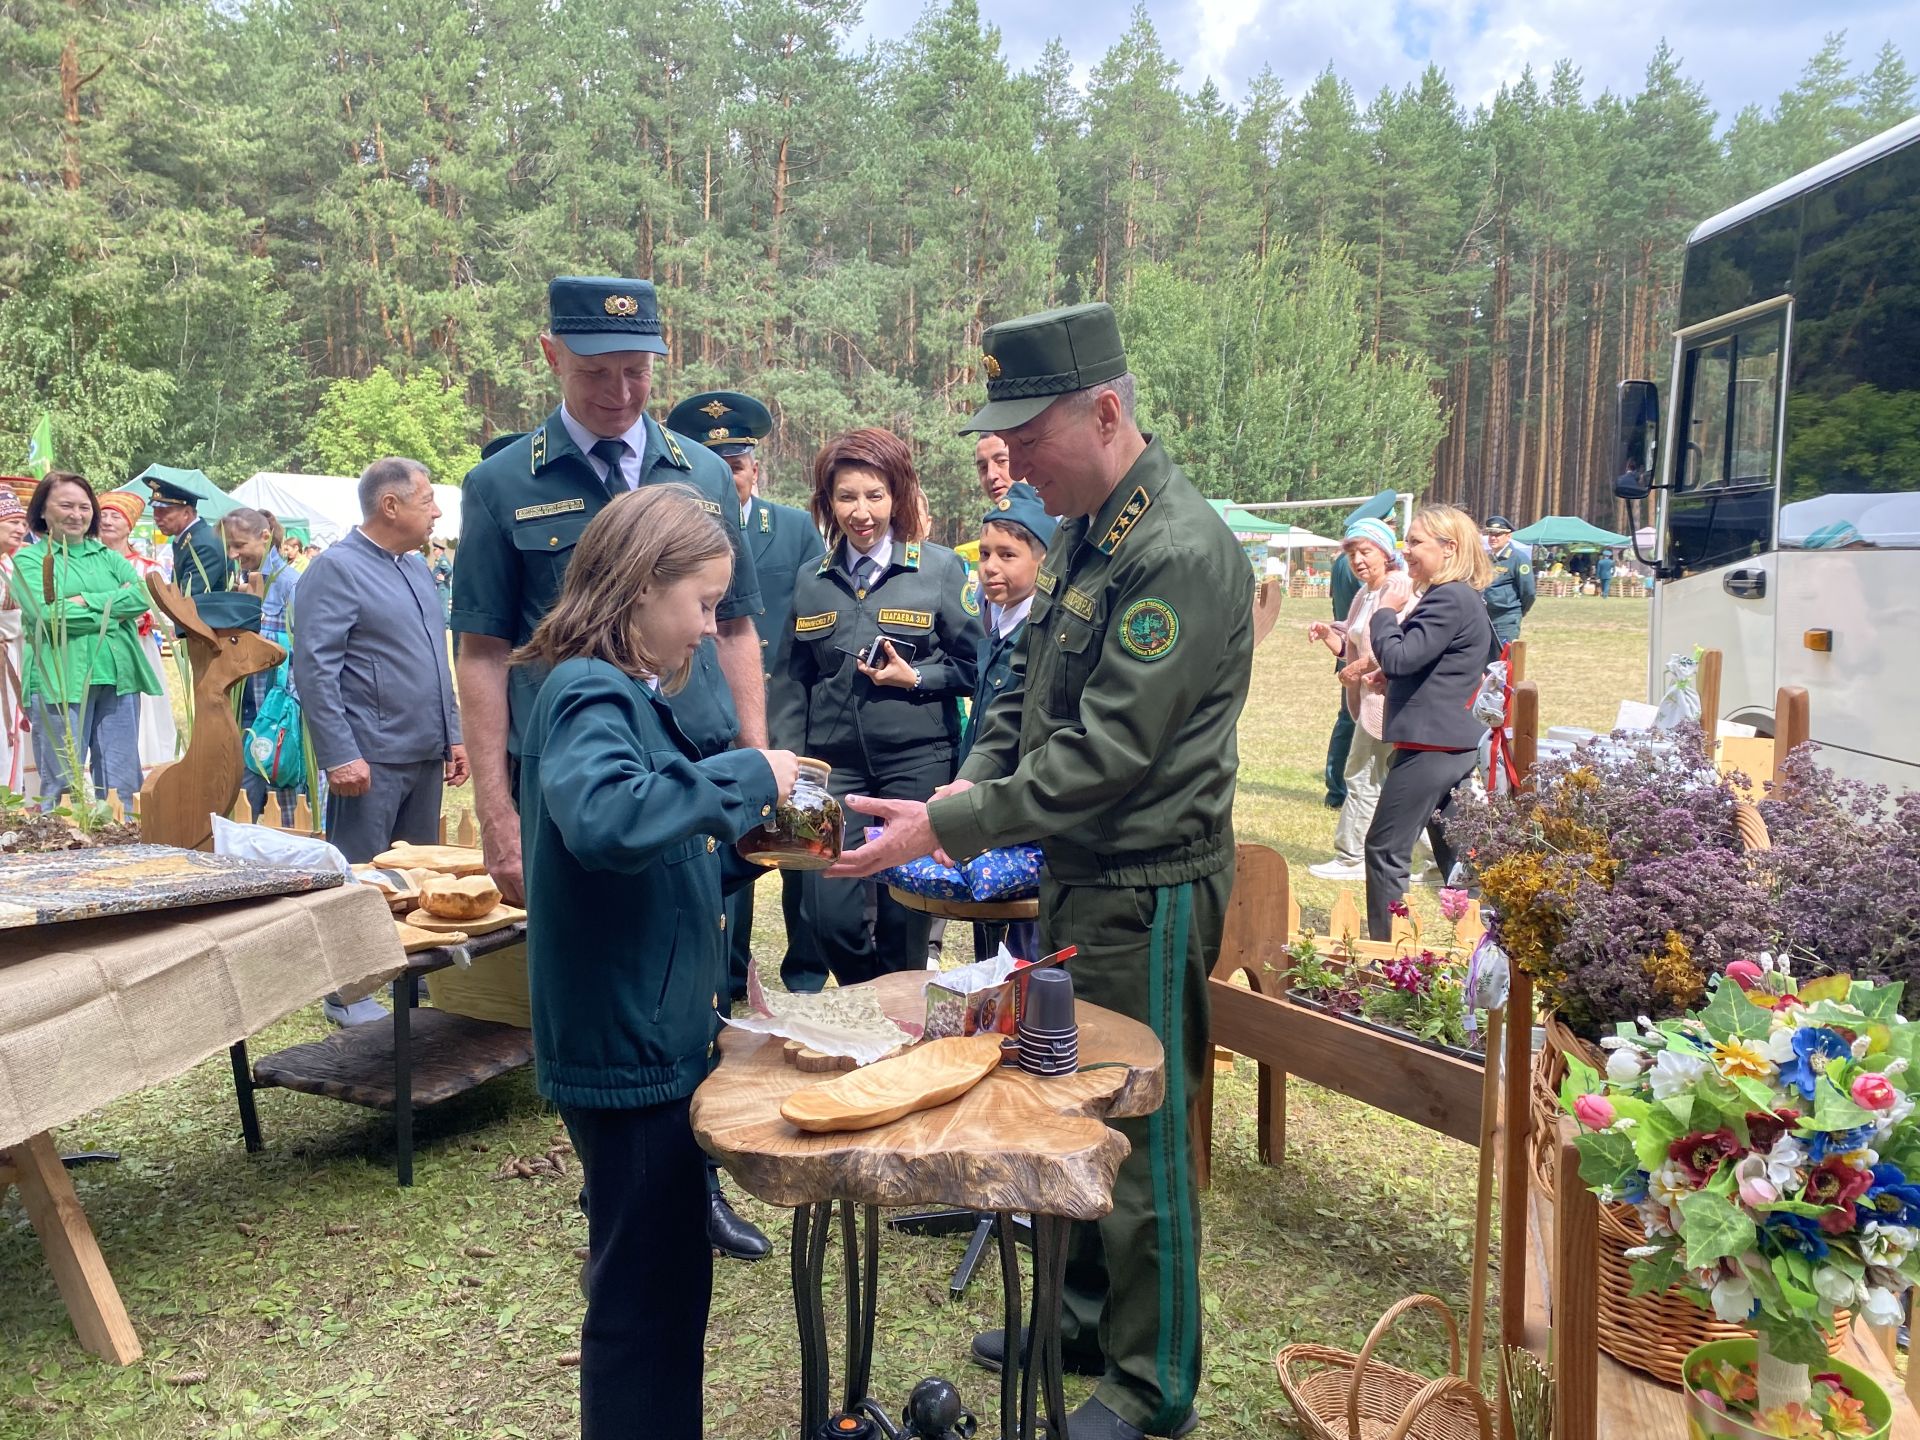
[2, 597, 1646, 1439]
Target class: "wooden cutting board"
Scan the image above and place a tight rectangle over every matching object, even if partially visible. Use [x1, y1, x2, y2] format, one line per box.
[780, 1034, 1006, 1132]
[370, 843, 489, 877]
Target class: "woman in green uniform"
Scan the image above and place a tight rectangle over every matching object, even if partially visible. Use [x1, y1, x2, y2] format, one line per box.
[785, 428, 980, 982]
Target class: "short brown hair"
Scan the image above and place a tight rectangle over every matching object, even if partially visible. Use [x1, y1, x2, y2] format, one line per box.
[26, 471, 98, 539]
[1411, 504, 1495, 590]
[810, 428, 926, 544]
[512, 485, 732, 691]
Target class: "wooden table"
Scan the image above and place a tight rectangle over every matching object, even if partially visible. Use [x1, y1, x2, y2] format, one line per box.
[0, 1131, 141, 1365]
[694, 970, 1164, 1440]
[229, 923, 531, 1186]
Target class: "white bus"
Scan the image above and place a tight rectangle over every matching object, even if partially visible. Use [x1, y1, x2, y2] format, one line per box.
[1615, 113, 1920, 789]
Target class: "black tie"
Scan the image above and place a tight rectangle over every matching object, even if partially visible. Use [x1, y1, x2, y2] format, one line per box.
[854, 557, 880, 593]
[590, 437, 629, 493]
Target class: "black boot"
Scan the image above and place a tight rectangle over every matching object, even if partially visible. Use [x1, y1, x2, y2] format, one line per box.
[1066, 1396, 1198, 1440]
[707, 1191, 770, 1261]
[968, 1327, 1103, 1377]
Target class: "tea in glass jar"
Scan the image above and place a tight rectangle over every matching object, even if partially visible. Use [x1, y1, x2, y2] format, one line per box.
[738, 757, 844, 870]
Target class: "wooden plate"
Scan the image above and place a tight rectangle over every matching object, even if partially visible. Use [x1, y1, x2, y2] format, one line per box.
[395, 920, 464, 952]
[372, 843, 490, 876]
[403, 904, 526, 936]
[779, 1033, 1006, 1133]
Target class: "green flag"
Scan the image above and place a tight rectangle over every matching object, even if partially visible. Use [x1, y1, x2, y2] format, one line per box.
[25, 413, 53, 479]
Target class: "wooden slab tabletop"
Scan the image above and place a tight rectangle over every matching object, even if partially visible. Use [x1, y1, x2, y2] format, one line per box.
[886, 888, 1040, 922]
[693, 970, 1164, 1220]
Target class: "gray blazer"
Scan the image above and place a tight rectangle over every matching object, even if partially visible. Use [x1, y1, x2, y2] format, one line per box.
[292, 529, 462, 769]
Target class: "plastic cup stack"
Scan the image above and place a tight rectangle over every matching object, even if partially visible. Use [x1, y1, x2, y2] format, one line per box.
[1017, 968, 1079, 1076]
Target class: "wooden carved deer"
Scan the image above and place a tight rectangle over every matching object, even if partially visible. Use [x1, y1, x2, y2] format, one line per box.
[137, 576, 285, 851]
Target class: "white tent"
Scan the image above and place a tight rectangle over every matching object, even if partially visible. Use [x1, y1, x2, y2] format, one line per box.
[234, 473, 464, 543]
[1262, 526, 1342, 550]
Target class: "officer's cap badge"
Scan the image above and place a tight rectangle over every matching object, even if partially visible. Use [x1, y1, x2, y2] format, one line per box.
[603, 294, 640, 317]
[709, 427, 731, 440]
[997, 498, 1012, 510]
[700, 400, 729, 418]
[982, 354, 1001, 380]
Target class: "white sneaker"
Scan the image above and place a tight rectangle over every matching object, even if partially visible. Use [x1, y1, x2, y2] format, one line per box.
[1307, 859, 1365, 881]
[324, 995, 391, 1027]
[1411, 861, 1443, 886]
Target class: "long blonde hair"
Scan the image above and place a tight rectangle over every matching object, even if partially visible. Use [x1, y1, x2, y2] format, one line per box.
[512, 485, 731, 692]
[1410, 504, 1494, 590]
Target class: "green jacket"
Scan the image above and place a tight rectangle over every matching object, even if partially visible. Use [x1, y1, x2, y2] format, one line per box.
[519, 657, 778, 1110]
[960, 609, 1027, 767]
[10, 539, 163, 703]
[451, 408, 763, 757]
[170, 516, 230, 600]
[744, 496, 825, 750]
[930, 438, 1253, 887]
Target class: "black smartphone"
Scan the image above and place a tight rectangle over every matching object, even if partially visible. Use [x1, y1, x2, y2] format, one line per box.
[837, 637, 918, 667]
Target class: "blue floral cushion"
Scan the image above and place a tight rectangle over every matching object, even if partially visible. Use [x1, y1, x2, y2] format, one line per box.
[964, 844, 1044, 901]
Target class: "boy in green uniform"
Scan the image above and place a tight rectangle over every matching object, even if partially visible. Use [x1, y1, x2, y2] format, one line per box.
[836, 304, 1253, 1440]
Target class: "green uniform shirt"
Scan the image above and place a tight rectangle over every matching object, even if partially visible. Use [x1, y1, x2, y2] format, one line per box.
[170, 516, 229, 600]
[1483, 540, 1535, 643]
[743, 496, 824, 751]
[10, 539, 164, 702]
[783, 537, 981, 769]
[960, 609, 1027, 767]
[930, 438, 1253, 887]
[451, 407, 763, 756]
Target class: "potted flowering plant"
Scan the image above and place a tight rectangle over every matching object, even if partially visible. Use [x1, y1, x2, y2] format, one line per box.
[1563, 960, 1919, 1438]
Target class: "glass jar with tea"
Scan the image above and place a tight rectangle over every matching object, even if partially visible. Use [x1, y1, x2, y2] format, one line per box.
[738, 758, 844, 870]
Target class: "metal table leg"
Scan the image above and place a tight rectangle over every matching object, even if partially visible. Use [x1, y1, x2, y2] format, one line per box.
[996, 1210, 1024, 1440]
[792, 1200, 834, 1438]
[229, 1040, 263, 1152]
[840, 1201, 879, 1411]
[392, 971, 419, 1186]
[1021, 1213, 1070, 1440]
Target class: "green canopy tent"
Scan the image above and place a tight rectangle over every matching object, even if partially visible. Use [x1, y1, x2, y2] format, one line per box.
[1207, 499, 1288, 535]
[116, 464, 242, 522]
[1509, 515, 1629, 548]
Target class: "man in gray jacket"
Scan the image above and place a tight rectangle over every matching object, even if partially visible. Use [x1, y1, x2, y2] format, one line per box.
[294, 457, 468, 880]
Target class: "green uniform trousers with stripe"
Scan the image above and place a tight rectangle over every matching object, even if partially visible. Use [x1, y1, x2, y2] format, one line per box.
[1041, 863, 1228, 1435]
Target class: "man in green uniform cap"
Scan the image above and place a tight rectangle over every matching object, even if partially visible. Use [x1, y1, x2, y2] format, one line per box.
[1480, 515, 1535, 663]
[451, 278, 770, 1262]
[663, 389, 828, 997]
[149, 476, 230, 601]
[834, 302, 1251, 1440]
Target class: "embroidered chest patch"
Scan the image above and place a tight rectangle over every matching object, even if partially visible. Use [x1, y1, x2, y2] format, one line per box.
[1118, 597, 1179, 661]
[795, 612, 837, 634]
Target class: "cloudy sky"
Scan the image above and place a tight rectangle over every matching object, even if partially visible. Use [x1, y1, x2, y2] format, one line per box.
[860, 0, 1920, 125]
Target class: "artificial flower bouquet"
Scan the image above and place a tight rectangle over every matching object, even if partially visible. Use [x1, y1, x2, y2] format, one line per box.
[1277, 890, 1485, 1053]
[1563, 959, 1918, 1437]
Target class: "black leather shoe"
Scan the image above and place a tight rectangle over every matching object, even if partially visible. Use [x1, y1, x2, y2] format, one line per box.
[968, 1327, 1104, 1377]
[707, 1192, 770, 1261]
[1066, 1395, 1198, 1440]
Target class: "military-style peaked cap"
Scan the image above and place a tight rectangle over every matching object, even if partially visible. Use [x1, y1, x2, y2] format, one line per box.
[665, 391, 771, 457]
[548, 276, 668, 357]
[960, 303, 1129, 434]
[981, 481, 1058, 548]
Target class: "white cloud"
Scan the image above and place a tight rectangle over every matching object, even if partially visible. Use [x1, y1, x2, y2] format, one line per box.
[859, 0, 1920, 126]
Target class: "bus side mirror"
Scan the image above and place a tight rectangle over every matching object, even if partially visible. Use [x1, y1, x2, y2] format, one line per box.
[1613, 380, 1659, 500]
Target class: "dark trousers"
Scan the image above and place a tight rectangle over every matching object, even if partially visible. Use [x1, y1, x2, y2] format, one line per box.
[324, 759, 444, 864]
[722, 870, 830, 998]
[1045, 865, 1228, 1436]
[805, 749, 952, 985]
[562, 1101, 712, 1440]
[1363, 747, 1477, 940]
[1323, 704, 1356, 807]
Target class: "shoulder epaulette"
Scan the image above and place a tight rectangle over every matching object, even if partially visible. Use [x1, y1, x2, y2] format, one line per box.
[816, 550, 835, 575]
[759, 506, 770, 533]
[529, 426, 548, 474]
[659, 423, 691, 471]
[901, 541, 922, 570]
[1095, 487, 1152, 555]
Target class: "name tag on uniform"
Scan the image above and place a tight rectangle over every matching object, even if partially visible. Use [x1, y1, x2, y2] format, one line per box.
[1063, 586, 1097, 620]
[696, 498, 724, 517]
[877, 608, 933, 628]
[1035, 570, 1059, 595]
[514, 498, 586, 522]
[795, 612, 837, 634]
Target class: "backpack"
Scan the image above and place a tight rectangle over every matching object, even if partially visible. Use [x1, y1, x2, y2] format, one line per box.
[244, 663, 306, 789]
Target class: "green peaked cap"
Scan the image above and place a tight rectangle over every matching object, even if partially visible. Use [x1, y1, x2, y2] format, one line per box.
[959, 302, 1129, 434]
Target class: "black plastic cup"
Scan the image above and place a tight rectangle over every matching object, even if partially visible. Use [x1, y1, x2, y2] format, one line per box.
[1022, 968, 1075, 1031]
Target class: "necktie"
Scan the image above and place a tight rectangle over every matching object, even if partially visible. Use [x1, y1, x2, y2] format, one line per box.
[854, 558, 879, 595]
[589, 437, 629, 493]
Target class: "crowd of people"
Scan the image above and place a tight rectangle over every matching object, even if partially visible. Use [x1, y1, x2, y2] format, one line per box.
[2, 273, 1557, 1440]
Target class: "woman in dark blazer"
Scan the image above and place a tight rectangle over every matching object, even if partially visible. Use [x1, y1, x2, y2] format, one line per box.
[1362, 504, 1495, 939]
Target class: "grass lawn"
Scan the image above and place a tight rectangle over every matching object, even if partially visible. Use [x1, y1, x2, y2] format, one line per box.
[2, 597, 1646, 1440]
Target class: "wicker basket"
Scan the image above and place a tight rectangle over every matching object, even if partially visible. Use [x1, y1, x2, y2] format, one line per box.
[1521, 799, 1862, 1385]
[1275, 1294, 1493, 1440]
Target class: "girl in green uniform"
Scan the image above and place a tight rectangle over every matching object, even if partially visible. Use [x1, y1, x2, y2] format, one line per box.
[513, 485, 797, 1440]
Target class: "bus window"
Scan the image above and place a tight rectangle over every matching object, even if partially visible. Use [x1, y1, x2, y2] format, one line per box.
[1668, 311, 1784, 572]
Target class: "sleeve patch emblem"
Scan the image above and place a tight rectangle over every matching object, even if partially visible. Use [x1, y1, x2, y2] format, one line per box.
[959, 575, 980, 617]
[1517, 563, 1531, 576]
[1118, 597, 1179, 661]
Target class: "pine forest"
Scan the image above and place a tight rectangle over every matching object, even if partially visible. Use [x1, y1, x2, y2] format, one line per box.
[1, 0, 1914, 533]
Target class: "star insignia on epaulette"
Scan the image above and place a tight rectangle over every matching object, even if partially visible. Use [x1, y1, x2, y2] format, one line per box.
[1095, 487, 1152, 554]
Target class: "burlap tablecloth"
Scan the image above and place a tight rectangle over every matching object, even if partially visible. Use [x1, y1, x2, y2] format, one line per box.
[0, 884, 401, 1150]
